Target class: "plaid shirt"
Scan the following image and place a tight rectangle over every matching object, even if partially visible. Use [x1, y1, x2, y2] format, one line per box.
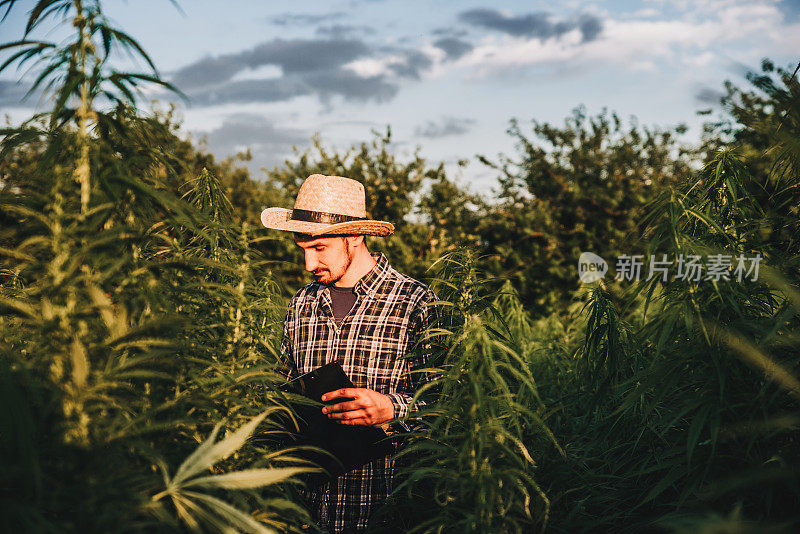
[280, 252, 436, 533]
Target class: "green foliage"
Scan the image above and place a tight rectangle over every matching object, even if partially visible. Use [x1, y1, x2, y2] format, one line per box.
[477, 108, 697, 315]
[3, 2, 799, 532]
[151, 409, 314, 533]
[387, 250, 561, 533]
[0, 130, 312, 532]
[703, 60, 800, 182]
[525, 64, 800, 532]
[0, 0, 183, 214]
[0, 2, 311, 532]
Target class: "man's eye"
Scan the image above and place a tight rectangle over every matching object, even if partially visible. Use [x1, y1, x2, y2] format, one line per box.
[315, 247, 325, 251]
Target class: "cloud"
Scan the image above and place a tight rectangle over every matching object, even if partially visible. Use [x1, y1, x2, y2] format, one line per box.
[456, 1, 791, 78]
[432, 26, 469, 37]
[248, 39, 371, 74]
[300, 68, 399, 103]
[695, 87, 726, 105]
[270, 12, 345, 26]
[186, 71, 397, 107]
[414, 116, 476, 138]
[459, 8, 603, 42]
[0, 80, 34, 107]
[171, 55, 248, 89]
[186, 78, 310, 106]
[342, 45, 438, 81]
[198, 113, 309, 170]
[315, 24, 376, 37]
[385, 49, 433, 79]
[171, 38, 406, 105]
[173, 39, 372, 90]
[577, 13, 603, 42]
[433, 37, 474, 60]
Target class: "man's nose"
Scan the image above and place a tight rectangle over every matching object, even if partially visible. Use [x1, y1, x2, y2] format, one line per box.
[304, 250, 318, 272]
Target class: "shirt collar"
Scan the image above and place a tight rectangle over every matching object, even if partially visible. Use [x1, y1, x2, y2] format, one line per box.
[353, 252, 390, 297]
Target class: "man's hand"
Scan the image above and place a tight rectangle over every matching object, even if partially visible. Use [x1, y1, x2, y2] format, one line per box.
[321, 388, 395, 426]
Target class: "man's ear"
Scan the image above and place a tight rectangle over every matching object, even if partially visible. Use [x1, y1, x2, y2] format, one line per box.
[348, 235, 365, 248]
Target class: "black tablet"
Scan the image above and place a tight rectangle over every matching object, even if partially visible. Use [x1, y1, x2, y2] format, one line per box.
[278, 361, 395, 482]
[279, 360, 356, 404]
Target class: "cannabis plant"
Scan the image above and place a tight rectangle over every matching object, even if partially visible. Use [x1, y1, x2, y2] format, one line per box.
[533, 63, 800, 532]
[0, 2, 312, 532]
[386, 250, 561, 533]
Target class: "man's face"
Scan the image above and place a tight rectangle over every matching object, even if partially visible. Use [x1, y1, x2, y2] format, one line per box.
[294, 235, 355, 285]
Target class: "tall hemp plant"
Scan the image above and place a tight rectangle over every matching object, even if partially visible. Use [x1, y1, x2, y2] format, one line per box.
[0, 2, 312, 532]
[631, 62, 800, 531]
[384, 249, 562, 533]
[533, 62, 800, 532]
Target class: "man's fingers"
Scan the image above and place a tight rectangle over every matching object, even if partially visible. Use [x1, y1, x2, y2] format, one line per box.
[321, 388, 359, 402]
[323, 400, 361, 413]
[327, 408, 367, 421]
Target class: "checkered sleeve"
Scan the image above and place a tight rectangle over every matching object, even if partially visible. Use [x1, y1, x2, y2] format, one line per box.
[386, 288, 438, 425]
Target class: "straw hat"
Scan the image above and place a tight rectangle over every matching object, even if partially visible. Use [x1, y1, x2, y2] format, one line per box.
[260, 174, 394, 237]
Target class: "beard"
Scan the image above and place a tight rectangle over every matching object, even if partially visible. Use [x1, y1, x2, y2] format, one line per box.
[315, 238, 354, 285]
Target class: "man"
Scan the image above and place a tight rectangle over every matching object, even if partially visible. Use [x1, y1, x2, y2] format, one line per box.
[260, 174, 437, 533]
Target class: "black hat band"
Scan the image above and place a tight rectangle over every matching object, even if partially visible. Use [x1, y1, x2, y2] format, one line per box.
[289, 208, 367, 224]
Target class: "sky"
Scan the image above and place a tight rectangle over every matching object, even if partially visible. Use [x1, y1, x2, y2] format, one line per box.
[1, 0, 798, 193]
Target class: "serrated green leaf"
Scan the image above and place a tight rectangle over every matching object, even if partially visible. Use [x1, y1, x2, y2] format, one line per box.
[182, 467, 311, 490]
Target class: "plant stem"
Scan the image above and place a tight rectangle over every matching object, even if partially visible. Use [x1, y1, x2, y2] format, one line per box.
[72, 0, 93, 214]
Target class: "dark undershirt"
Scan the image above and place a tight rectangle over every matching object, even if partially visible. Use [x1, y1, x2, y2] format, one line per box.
[327, 284, 357, 325]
